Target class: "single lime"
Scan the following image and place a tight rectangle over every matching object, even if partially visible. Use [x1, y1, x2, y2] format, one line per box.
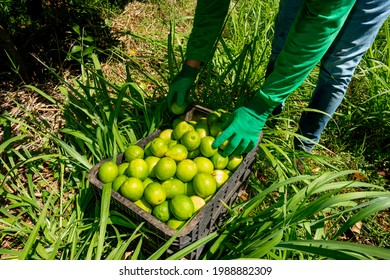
[119, 177, 144, 202]
[144, 182, 167, 206]
[124, 145, 144, 162]
[154, 157, 177, 181]
[152, 200, 171, 222]
[112, 174, 128, 192]
[162, 178, 186, 199]
[170, 194, 194, 221]
[98, 161, 119, 183]
[167, 218, 185, 229]
[134, 197, 153, 213]
[192, 172, 217, 198]
[176, 159, 198, 182]
[125, 158, 149, 181]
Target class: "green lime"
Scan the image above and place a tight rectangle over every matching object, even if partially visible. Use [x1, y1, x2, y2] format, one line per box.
[227, 154, 243, 171]
[165, 144, 188, 161]
[176, 159, 198, 182]
[152, 200, 171, 222]
[144, 182, 167, 206]
[125, 158, 149, 181]
[124, 145, 144, 162]
[209, 122, 223, 137]
[210, 151, 229, 170]
[144, 156, 160, 178]
[195, 118, 210, 139]
[200, 136, 218, 157]
[154, 157, 177, 181]
[172, 117, 185, 129]
[112, 174, 127, 192]
[170, 194, 194, 221]
[150, 138, 168, 158]
[170, 102, 187, 115]
[167, 218, 185, 229]
[219, 111, 231, 123]
[159, 129, 174, 143]
[143, 177, 155, 188]
[193, 157, 214, 174]
[190, 195, 206, 213]
[119, 177, 144, 202]
[180, 130, 201, 151]
[173, 121, 193, 140]
[161, 178, 186, 199]
[118, 162, 129, 175]
[98, 161, 119, 183]
[134, 197, 153, 213]
[192, 172, 217, 198]
[168, 139, 178, 148]
[212, 169, 230, 189]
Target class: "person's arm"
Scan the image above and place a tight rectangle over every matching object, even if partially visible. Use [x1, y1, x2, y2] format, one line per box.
[168, 0, 231, 108]
[185, 0, 231, 63]
[259, 0, 357, 109]
[214, 0, 357, 156]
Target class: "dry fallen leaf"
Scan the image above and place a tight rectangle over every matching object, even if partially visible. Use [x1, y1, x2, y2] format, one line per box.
[351, 221, 363, 234]
[353, 172, 368, 181]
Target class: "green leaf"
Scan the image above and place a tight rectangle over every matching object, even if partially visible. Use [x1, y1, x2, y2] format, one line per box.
[96, 182, 112, 260]
[147, 220, 191, 260]
[19, 190, 55, 260]
[167, 231, 218, 260]
[54, 138, 93, 170]
[0, 134, 27, 154]
[333, 195, 390, 238]
[131, 236, 144, 260]
[246, 230, 284, 258]
[276, 240, 390, 260]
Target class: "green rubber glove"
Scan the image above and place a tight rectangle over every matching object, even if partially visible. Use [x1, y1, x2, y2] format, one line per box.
[212, 90, 275, 157]
[167, 64, 199, 108]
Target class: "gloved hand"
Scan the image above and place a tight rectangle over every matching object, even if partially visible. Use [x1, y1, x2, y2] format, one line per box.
[212, 90, 275, 157]
[167, 64, 199, 108]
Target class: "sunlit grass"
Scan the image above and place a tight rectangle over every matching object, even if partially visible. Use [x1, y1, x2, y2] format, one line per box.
[1, 0, 389, 260]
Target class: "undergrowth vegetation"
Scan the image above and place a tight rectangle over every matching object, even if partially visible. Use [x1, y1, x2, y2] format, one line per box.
[1, 0, 389, 260]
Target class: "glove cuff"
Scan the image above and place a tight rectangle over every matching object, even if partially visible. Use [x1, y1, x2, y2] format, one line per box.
[179, 64, 199, 78]
[245, 90, 278, 117]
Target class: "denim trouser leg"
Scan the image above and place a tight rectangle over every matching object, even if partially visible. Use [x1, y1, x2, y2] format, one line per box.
[267, 0, 390, 152]
[295, 0, 390, 152]
[266, 0, 303, 77]
[267, 0, 304, 115]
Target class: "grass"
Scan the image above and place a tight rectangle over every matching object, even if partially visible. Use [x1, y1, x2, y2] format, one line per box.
[1, 0, 389, 260]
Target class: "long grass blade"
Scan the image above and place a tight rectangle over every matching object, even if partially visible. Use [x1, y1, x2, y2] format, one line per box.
[95, 182, 112, 260]
[147, 220, 191, 260]
[167, 231, 219, 260]
[276, 240, 390, 260]
[18, 190, 55, 260]
[246, 230, 284, 259]
[333, 195, 390, 238]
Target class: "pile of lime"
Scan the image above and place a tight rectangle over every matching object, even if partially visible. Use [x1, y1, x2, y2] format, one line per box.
[97, 109, 244, 229]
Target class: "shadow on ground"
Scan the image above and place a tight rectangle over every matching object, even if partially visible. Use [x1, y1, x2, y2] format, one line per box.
[0, 0, 133, 89]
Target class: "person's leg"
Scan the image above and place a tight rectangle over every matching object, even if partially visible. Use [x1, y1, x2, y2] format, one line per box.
[266, 0, 304, 115]
[294, 0, 390, 152]
[266, 0, 304, 76]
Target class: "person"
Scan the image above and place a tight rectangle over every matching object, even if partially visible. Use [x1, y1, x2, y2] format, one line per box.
[167, 0, 390, 157]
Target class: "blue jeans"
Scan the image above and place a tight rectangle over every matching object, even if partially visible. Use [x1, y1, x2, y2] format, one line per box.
[266, 0, 390, 152]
